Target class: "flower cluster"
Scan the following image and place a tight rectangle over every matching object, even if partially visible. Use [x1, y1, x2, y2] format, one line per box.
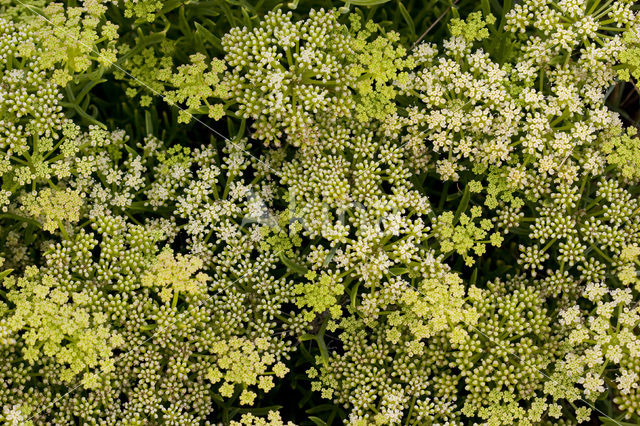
[559, 283, 640, 419]
[1, 0, 640, 424]
[222, 9, 356, 146]
[0, 213, 304, 423]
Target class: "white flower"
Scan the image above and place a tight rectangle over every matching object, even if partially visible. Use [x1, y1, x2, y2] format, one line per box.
[3, 405, 24, 425]
[578, 372, 605, 396]
[617, 370, 639, 395]
[559, 305, 581, 326]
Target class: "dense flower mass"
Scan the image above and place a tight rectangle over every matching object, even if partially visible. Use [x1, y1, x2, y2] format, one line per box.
[1, 0, 640, 424]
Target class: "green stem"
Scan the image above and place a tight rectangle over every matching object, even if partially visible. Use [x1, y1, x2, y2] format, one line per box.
[57, 221, 70, 239]
[0, 213, 42, 228]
